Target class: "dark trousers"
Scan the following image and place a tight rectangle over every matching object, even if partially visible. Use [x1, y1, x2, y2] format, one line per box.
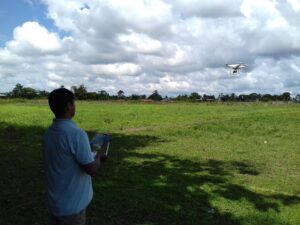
[51, 209, 86, 225]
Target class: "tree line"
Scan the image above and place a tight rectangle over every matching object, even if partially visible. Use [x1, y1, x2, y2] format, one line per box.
[1, 83, 300, 102]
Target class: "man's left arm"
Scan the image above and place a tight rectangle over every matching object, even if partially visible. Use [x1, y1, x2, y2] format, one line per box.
[82, 152, 107, 177]
[72, 131, 107, 176]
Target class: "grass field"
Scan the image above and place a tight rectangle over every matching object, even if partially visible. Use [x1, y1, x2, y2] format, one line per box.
[0, 100, 300, 225]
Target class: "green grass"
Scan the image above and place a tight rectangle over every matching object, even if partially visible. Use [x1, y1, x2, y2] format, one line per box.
[0, 101, 300, 225]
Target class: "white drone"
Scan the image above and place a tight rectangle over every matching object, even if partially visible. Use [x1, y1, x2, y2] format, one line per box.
[226, 63, 247, 75]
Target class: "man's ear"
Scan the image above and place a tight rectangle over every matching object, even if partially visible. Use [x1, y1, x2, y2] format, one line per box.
[66, 102, 71, 110]
[66, 101, 75, 117]
[66, 102, 73, 112]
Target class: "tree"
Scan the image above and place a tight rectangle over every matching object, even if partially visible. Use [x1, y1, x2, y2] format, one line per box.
[219, 93, 231, 102]
[261, 94, 273, 102]
[176, 94, 189, 101]
[148, 90, 162, 101]
[238, 95, 246, 101]
[130, 94, 141, 100]
[87, 92, 97, 100]
[11, 83, 24, 98]
[98, 90, 109, 100]
[189, 92, 201, 101]
[229, 93, 237, 101]
[281, 92, 291, 101]
[202, 94, 215, 101]
[117, 90, 125, 99]
[10, 84, 39, 99]
[37, 90, 49, 97]
[249, 93, 260, 101]
[22, 87, 37, 99]
[294, 94, 300, 102]
[72, 84, 87, 100]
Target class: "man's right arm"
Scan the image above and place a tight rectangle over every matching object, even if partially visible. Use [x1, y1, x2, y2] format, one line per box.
[82, 152, 107, 177]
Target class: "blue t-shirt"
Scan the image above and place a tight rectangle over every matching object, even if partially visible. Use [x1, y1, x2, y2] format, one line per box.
[43, 119, 94, 216]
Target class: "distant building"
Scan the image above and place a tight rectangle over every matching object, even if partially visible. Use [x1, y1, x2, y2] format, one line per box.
[0, 93, 8, 99]
[162, 98, 174, 103]
[142, 99, 153, 103]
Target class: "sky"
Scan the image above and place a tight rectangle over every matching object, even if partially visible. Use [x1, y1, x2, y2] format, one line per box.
[0, 0, 300, 96]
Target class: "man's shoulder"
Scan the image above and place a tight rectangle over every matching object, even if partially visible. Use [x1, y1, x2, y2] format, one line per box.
[69, 126, 88, 141]
[44, 121, 86, 136]
[59, 121, 84, 135]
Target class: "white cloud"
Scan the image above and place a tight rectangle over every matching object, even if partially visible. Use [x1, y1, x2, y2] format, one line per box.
[118, 31, 162, 54]
[159, 75, 190, 91]
[91, 63, 142, 76]
[287, 0, 300, 12]
[106, 0, 172, 31]
[165, 48, 190, 66]
[6, 22, 62, 55]
[173, 0, 243, 18]
[0, 49, 22, 65]
[48, 80, 60, 88]
[48, 72, 63, 81]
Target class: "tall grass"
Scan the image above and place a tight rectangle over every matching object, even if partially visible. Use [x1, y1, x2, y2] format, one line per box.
[0, 101, 299, 225]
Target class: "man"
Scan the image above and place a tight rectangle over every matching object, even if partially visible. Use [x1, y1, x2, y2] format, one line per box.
[43, 88, 107, 225]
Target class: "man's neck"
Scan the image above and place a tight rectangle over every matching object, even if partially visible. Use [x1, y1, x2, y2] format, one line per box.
[56, 115, 72, 120]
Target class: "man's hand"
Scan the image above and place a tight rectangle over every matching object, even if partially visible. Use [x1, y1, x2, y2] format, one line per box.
[100, 153, 108, 162]
[82, 152, 108, 177]
[95, 152, 108, 163]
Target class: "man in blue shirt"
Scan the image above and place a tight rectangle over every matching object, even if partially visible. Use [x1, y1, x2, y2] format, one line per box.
[43, 88, 107, 225]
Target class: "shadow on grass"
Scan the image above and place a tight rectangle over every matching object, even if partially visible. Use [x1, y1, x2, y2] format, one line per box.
[0, 122, 299, 225]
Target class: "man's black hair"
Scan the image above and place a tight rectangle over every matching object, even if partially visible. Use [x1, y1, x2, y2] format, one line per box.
[48, 88, 74, 117]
